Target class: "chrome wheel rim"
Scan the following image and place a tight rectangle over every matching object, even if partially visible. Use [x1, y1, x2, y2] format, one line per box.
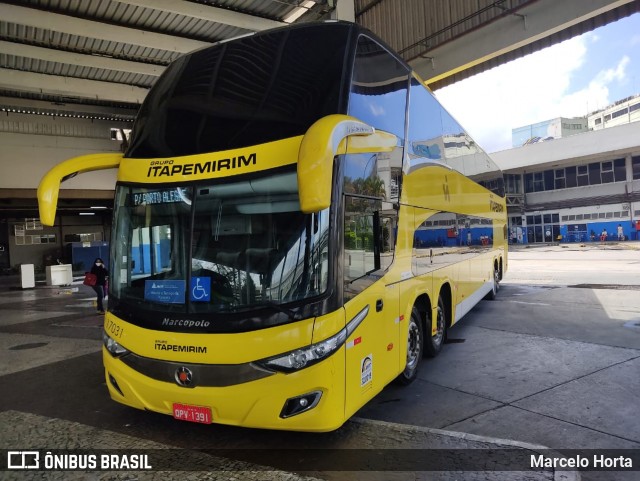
[406, 319, 421, 369]
[432, 305, 445, 347]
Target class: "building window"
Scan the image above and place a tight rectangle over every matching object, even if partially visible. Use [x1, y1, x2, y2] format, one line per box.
[554, 169, 565, 189]
[543, 170, 554, 191]
[505, 174, 521, 194]
[533, 172, 544, 192]
[588, 163, 601, 185]
[577, 165, 589, 186]
[601, 161, 614, 183]
[633, 156, 640, 180]
[614, 158, 626, 182]
[595, 118, 602, 125]
[565, 166, 577, 188]
[611, 108, 628, 119]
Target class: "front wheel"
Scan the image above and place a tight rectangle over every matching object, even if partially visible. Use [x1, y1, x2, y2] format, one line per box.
[424, 295, 446, 358]
[396, 307, 424, 385]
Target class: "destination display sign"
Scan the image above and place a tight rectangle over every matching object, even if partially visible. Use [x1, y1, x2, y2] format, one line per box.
[133, 188, 188, 206]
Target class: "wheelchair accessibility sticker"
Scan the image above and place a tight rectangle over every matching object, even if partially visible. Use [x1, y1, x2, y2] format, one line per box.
[190, 277, 211, 302]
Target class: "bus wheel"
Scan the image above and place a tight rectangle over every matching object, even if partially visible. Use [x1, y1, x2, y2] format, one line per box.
[396, 307, 424, 385]
[485, 265, 500, 300]
[424, 295, 446, 358]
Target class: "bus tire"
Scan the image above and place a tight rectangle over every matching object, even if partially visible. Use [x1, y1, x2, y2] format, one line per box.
[424, 295, 446, 358]
[396, 307, 424, 385]
[485, 264, 500, 300]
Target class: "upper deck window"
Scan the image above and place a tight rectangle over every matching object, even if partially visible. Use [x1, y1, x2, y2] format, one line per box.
[126, 24, 351, 158]
[348, 35, 409, 143]
[407, 76, 504, 196]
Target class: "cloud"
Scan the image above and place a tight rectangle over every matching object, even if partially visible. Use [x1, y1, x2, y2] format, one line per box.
[434, 34, 631, 153]
[559, 55, 630, 116]
[435, 36, 588, 152]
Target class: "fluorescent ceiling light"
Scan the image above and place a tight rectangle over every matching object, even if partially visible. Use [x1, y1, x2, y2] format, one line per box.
[283, 0, 315, 23]
[90, 206, 108, 209]
[79, 212, 95, 216]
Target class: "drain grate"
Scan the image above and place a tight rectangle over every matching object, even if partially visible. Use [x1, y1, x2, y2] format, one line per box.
[9, 342, 49, 350]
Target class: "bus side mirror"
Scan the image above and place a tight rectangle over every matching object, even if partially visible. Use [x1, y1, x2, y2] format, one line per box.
[37, 152, 123, 226]
[297, 114, 397, 214]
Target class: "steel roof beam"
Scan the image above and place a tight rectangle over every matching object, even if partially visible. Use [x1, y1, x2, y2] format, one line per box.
[112, 0, 284, 31]
[0, 69, 148, 104]
[0, 3, 209, 53]
[0, 96, 137, 117]
[0, 41, 165, 77]
[412, 0, 636, 87]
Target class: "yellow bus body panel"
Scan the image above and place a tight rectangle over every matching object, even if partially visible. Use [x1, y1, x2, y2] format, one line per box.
[118, 136, 302, 184]
[103, 309, 348, 432]
[400, 165, 507, 324]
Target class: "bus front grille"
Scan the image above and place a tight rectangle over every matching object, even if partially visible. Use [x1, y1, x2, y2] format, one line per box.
[120, 353, 275, 388]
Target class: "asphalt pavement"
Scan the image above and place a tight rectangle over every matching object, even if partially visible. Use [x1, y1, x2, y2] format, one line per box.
[2, 242, 639, 480]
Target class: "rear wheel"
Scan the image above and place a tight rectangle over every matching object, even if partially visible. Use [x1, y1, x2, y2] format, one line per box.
[486, 264, 500, 300]
[396, 307, 424, 385]
[424, 295, 446, 358]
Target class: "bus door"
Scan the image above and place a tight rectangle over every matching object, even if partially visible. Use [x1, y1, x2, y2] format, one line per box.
[344, 280, 399, 415]
[343, 197, 400, 414]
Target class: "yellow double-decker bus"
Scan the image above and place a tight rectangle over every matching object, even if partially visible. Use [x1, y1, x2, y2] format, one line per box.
[38, 21, 506, 432]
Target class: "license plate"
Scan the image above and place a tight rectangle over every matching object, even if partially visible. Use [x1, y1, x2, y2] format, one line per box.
[172, 403, 212, 424]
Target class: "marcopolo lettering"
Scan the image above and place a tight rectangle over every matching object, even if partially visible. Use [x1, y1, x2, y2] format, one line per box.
[147, 153, 256, 177]
[162, 318, 211, 328]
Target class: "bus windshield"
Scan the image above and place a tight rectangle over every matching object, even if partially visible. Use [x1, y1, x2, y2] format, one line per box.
[111, 170, 330, 318]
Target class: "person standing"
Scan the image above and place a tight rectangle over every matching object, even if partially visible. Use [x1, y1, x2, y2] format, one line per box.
[617, 224, 624, 241]
[90, 257, 109, 314]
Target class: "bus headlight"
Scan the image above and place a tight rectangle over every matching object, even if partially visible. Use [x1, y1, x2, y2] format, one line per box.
[103, 331, 129, 357]
[255, 305, 369, 373]
[256, 330, 347, 373]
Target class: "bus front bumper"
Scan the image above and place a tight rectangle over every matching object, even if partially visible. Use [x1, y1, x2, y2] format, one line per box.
[103, 347, 346, 432]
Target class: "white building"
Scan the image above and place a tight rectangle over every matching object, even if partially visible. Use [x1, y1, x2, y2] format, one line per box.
[493, 121, 640, 244]
[588, 94, 640, 131]
[511, 117, 588, 148]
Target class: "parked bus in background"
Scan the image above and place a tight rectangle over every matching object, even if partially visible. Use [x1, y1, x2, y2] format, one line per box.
[38, 21, 507, 432]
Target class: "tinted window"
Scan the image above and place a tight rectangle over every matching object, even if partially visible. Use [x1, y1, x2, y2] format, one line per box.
[348, 35, 409, 141]
[633, 156, 640, 180]
[127, 24, 350, 158]
[407, 77, 504, 196]
[348, 35, 408, 201]
[565, 166, 577, 188]
[614, 158, 626, 182]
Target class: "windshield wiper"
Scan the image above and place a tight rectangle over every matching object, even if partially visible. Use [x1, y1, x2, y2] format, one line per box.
[249, 301, 303, 321]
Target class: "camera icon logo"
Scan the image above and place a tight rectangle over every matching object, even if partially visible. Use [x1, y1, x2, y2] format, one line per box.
[7, 451, 40, 469]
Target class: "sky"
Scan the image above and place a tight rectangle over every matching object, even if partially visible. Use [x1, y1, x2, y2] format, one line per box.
[434, 12, 640, 153]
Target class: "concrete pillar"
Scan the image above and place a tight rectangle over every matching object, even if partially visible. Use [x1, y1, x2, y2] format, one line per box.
[625, 154, 633, 185]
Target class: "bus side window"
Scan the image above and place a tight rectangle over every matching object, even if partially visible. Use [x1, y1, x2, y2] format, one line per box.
[344, 196, 390, 300]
